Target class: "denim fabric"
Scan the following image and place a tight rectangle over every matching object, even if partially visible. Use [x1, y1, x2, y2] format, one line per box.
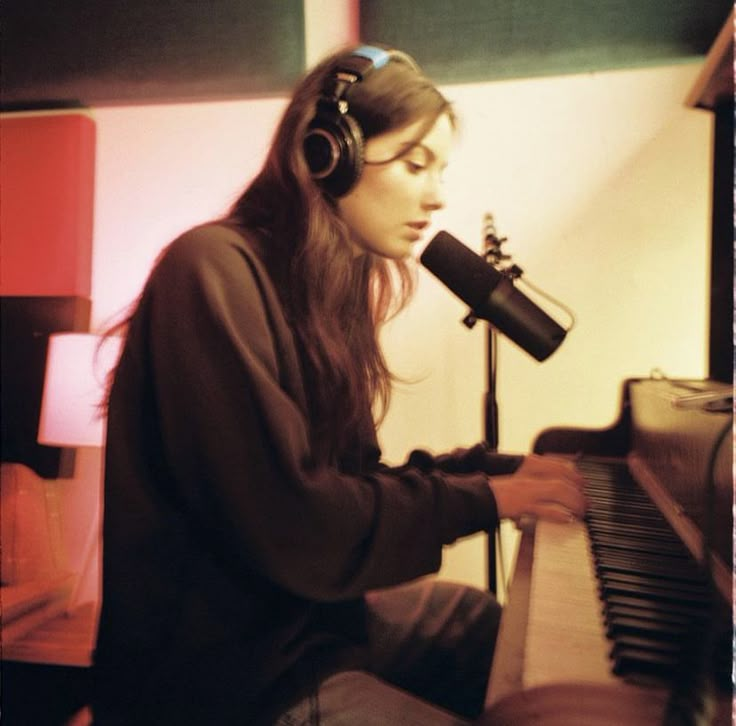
[271, 579, 500, 725]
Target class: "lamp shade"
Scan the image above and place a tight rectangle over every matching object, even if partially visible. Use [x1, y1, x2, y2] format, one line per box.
[37, 333, 122, 448]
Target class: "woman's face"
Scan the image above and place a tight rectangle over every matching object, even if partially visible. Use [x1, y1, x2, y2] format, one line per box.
[337, 112, 453, 259]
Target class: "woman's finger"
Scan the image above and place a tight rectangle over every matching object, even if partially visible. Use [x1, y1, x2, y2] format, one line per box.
[532, 503, 580, 523]
[535, 479, 587, 516]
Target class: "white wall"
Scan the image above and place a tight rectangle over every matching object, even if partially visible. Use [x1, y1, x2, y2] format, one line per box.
[86, 61, 711, 595]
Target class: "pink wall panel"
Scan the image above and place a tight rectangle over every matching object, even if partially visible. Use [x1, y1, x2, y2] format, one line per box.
[0, 112, 95, 296]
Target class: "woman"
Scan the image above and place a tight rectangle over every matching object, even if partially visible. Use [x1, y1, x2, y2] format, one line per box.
[93, 45, 586, 725]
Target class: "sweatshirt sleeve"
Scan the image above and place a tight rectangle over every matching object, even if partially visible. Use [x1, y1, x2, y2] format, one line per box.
[406, 444, 524, 476]
[126, 225, 498, 602]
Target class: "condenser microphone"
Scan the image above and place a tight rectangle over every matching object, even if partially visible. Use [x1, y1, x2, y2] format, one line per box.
[420, 231, 567, 361]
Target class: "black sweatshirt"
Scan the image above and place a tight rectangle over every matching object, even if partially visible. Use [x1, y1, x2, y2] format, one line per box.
[93, 223, 521, 724]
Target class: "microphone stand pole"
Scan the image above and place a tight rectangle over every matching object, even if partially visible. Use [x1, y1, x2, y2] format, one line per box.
[485, 324, 500, 593]
[482, 214, 507, 593]
[461, 215, 520, 593]
[485, 329, 499, 451]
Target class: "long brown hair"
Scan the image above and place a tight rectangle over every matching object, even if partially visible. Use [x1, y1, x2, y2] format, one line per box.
[227, 46, 453, 460]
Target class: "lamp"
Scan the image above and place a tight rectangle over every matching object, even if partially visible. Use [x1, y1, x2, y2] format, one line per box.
[33, 332, 122, 615]
[37, 333, 122, 448]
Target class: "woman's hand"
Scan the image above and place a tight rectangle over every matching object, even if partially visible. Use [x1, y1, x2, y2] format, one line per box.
[488, 454, 587, 523]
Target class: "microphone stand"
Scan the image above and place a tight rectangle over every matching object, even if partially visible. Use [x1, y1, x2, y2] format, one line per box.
[459, 215, 528, 593]
[458, 216, 569, 593]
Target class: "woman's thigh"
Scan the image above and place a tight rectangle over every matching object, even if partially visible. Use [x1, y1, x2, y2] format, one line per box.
[273, 670, 471, 726]
[271, 579, 500, 725]
[363, 579, 501, 719]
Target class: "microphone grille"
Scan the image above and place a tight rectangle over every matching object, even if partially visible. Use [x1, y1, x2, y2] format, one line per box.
[420, 231, 501, 310]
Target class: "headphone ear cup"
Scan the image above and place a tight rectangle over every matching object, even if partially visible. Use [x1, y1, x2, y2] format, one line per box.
[304, 111, 364, 198]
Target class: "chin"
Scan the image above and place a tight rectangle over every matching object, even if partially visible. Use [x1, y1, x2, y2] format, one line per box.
[358, 235, 413, 260]
[381, 248, 411, 261]
[387, 238, 415, 259]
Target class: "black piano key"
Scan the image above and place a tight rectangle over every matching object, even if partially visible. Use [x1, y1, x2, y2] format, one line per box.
[586, 497, 660, 512]
[604, 594, 709, 620]
[598, 569, 707, 593]
[595, 546, 687, 566]
[592, 543, 686, 563]
[584, 481, 657, 497]
[612, 646, 681, 679]
[606, 615, 695, 641]
[586, 520, 678, 541]
[611, 634, 682, 656]
[585, 481, 652, 495]
[589, 519, 673, 532]
[588, 517, 674, 534]
[591, 539, 690, 558]
[591, 540, 686, 560]
[584, 477, 652, 492]
[593, 545, 685, 561]
[597, 563, 704, 587]
[586, 499, 665, 514]
[588, 513, 677, 530]
[595, 559, 705, 585]
[588, 520, 671, 534]
[586, 493, 660, 511]
[604, 604, 705, 629]
[599, 577, 710, 605]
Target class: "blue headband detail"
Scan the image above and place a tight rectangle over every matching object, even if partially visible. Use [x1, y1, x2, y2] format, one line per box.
[352, 45, 392, 70]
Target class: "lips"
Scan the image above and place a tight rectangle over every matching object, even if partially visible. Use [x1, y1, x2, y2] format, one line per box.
[406, 221, 430, 241]
[407, 221, 429, 231]
[404, 222, 428, 242]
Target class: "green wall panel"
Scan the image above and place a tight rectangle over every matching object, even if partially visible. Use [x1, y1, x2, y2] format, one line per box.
[2, 0, 305, 108]
[360, 0, 732, 83]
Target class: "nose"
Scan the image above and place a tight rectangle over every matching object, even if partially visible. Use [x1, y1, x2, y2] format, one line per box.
[422, 172, 445, 212]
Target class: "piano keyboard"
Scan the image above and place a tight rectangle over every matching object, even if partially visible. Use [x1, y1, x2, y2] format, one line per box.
[488, 457, 730, 722]
[578, 458, 730, 690]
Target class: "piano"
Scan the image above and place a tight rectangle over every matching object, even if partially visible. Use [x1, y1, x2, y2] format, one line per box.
[483, 11, 733, 724]
[484, 376, 733, 725]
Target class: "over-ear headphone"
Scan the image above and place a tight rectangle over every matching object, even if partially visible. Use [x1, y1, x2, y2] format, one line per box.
[303, 45, 418, 198]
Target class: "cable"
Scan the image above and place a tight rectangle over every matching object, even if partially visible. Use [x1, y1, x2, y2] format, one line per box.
[516, 275, 577, 333]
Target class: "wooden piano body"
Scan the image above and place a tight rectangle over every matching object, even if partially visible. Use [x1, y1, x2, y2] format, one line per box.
[484, 377, 733, 725]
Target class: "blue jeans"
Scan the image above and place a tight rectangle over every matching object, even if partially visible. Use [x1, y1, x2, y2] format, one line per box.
[272, 579, 501, 725]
